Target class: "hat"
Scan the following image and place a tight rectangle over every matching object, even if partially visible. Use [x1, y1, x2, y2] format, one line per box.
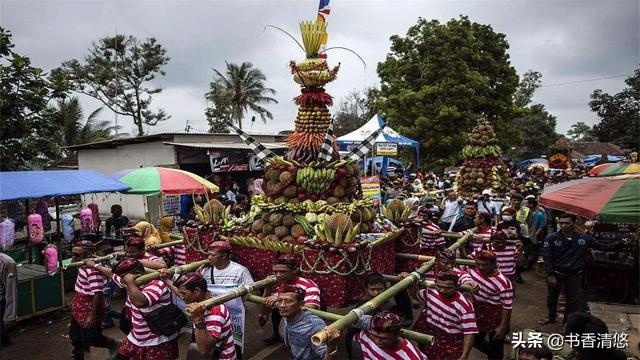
[73, 240, 96, 250]
[502, 207, 516, 215]
[174, 272, 207, 290]
[491, 231, 507, 241]
[113, 258, 143, 276]
[436, 270, 460, 283]
[125, 236, 145, 249]
[207, 241, 232, 251]
[475, 250, 497, 262]
[371, 311, 402, 333]
[481, 189, 492, 196]
[275, 254, 299, 267]
[437, 249, 456, 261]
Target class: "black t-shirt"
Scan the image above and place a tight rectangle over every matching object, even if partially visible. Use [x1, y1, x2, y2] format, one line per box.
[105, 216, 129, 237]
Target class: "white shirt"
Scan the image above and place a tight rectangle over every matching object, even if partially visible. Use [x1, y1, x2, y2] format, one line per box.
[199, 261, 254, 285]
[440, 199, 462, 223]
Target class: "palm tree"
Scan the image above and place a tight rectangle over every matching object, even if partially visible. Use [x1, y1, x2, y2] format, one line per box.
[210, 62, 278, 129]
[52, 97, 124, 148]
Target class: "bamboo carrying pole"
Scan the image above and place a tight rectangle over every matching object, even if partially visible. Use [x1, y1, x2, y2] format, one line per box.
[245, 294, 434, 345]
[381, 274, 474, 293]
[64, 239, 185, 269]
[135, 259, 210, 285]
[395, 253, 476, 267]
[189, 276, 278, 312]
[311, 231, 475, 346]
[441, 231, 518, 243]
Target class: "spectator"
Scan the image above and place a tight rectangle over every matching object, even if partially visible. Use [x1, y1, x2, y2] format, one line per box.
[451, 202, 477, 233]
[524, 197, 547, 270]
[440, 190, 462, 231]
[105, 205, 129, 238]
[0, 249, 17, 347]
[198, 241, 253, 286]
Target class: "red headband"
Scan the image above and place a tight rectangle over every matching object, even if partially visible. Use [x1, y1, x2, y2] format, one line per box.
[207, 241, 231, 250]
[436, 270, 460, 283]
[125, 236, 145, 249]
[476, 250, 497, 262]
[113, 258, 142, 276]
[371, 310, 402, 333]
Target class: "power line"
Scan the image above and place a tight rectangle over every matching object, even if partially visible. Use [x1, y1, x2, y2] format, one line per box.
[540, 74, 631, 88]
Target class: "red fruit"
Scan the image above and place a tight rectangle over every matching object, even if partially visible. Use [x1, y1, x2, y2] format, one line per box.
[298, 193, 307, 200]
[289, 166, 297, 173]
[337, 168, 347, 177]
[310, 194, 319, 201]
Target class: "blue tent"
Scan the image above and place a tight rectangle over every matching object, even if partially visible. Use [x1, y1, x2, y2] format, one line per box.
[519, 158, 548, 168]
[0, 170, 130, 201]
[582, 155, 625, 167]
[336, 114, 420, 173]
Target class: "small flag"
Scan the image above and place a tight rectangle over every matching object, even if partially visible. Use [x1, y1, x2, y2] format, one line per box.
[317, 122, 335, 162]
[345, 123, 387, 161]
[226, 122, 275, 161]
[316, 0, 330, 58]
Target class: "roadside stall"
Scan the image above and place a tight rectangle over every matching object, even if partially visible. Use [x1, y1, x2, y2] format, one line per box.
[0, 170, 130, 320]
[540, 174, 640, 304]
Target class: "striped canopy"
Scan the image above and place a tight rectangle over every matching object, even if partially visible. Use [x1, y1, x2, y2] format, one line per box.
[540, 174, 640, 223]
[589, 162, 640, 177]
[111, 167, 219, 195]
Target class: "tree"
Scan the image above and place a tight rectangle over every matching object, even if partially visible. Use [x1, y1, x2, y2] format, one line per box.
[511, 104, 558, 159]
[589, 68, 640, 150]
[204, 80, 232, 133]
[508, 70, 559, 159]
[513, 70, 542, 108]
[0, 27, 70, 170]
[49, 97, 123, 151]
[566, 121, 596, 142]
[333, 88, 379, 136]
[55, 34, 170, 136]
[376, 16, 520, 168]
[206, 62, 277, 129]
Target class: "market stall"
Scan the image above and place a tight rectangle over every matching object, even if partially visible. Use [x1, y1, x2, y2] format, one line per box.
[0, 170, 130, 320]
[540, 174, 640, 303]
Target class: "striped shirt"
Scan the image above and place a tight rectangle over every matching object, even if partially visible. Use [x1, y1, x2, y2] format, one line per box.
[275, 277, 321, 307]
[75, 266, 108, 295]
[142, 252, 165, 265]
[471, 226, 496, 252]
[467, 268, 513, 309]
[420, 221, 446, 249]
[201, 304, 236, 360]
[111, 276, 177, 346]
[472, 244, 519, 276]
[157, 245, 187, 266]
[423, 266, 473, 285]
[416, 288, 478, 335]
[355, 331, 427, 360]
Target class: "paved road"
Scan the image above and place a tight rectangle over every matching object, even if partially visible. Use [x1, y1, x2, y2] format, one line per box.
[3, 270, 557, 360]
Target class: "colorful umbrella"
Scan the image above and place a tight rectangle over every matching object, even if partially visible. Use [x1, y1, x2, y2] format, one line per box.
[591, 163, 640, 177]
[540, 174, 640, 223]
[111, 167, 219, 195]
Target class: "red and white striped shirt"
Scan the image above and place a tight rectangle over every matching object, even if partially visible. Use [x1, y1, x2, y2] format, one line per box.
[467, 268, 513, 309]
[142, 252, 166, 265]
[275, 277, 321, 307]
[471, 226, 496, 252]
[423, 266, 473, 286]
[75, 266, 108, 295]
[157, 245, 187, 266]
[356, 331, 427, 360]
[202, 304, 236, 360]
[472, 244, 519, 276]
[112, 276, 177, 346]
[420, 221, 446, 249]
[416, 288, 478, 335]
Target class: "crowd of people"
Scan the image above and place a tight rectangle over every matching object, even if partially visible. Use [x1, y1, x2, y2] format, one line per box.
[0, 162, 634, 360]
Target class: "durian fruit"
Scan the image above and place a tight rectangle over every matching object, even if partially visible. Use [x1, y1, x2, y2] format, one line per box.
[274, 195, 287, 205]
[275, 226, 290, 238]
[203, 199, 224, 215]
[326, 212, 353, 233]
[282, 214, 295, 227]
[283, 185, 297, 198]
[262, 223, 275, 235]
[280, 171, 294, 185]
[332, 185, 345, 198]
[251, 219, 265, 234]
[291, 224, 306, 239]
[269, 213, 284, 226]
[326, 196, 340, 205]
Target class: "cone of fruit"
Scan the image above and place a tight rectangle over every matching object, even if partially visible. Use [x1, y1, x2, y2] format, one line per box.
[455, 121, 511, 196]
[242, 20, 378, 252]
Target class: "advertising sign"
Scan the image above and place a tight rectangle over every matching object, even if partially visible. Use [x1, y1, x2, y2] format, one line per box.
[375, 142, 398, 156]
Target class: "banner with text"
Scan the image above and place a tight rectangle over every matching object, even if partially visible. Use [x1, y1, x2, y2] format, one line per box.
[375, 142, 398, 156]
[360, 176, 382, 205]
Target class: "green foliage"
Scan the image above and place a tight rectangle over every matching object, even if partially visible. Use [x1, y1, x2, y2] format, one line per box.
[513, 70, 542, 108]
[55, 34, 170, 136]
[589, 68, 640, 150]
[376, 16, 519, 168]
[333, 88, 379, 137]
[566, 121, 596, 142]
[0, 27, 70, 170]
[511, 104, 558, 159]
[48, 97, 124, 151]
[206, 62, 277, 129]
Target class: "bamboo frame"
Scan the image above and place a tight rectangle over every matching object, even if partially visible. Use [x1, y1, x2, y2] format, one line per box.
[395, 253, 476, 266]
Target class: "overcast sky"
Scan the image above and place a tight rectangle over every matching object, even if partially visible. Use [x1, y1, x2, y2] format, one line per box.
[2, 0, 638, 136]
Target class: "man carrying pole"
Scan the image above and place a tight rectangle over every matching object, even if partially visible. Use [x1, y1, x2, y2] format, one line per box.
[261, 255, 321, 345]
[198, 241, 253, 286]
[405, 270, 477, 360]
[69, 240, 119, 359]
[159, 271, 237, 360]
[467, 250, 513, 359]
[124, 236, 167, 270]
[325, 310, 427, 360]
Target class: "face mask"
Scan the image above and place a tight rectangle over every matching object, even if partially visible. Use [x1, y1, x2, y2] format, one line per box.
[502, 215, 513, 221]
